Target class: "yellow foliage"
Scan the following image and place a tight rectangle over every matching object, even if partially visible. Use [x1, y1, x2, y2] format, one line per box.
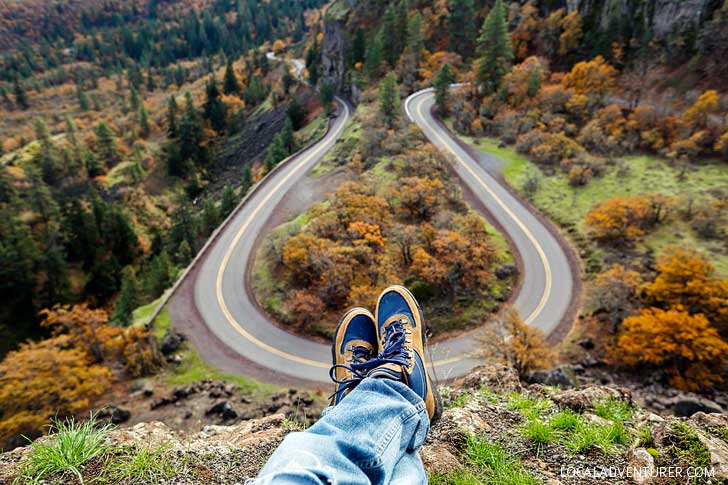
[617, 306, 728, 391]
[562, 55, 617, 98]
[683, 90, 719, 128]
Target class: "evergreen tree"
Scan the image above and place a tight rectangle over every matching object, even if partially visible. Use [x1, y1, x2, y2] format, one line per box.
[476, 0, 513, 95]
[177, 92, 205, 169]
[280, 116, 296, 153]
[95, 121, 120, 166]
[319, 83, 335, 115]
[221, 184, 237, 216]
[203, 75, 227, 133]
[130, 86, 140, 111]
[381, 4, 400, 67]
[448, 0, 476, 56]
[33, 119, 62, 184]
[434, 63, 454, 115]
[365, 33, 383, 78]
[286, 98, 306, 130]
[379, 73, 399, 128]
[176, 240, 192, 264]
[77, 83, 90, 111]
[223, 57, 240, 95]
[64, 115, 83, 170]
[166, 96, 179, 138]
[350, 29, 366, 67]
[41, 242, 70, 307]
[111, 266, 139, 326]
[202, 197, 219, 235]
[13, 79, 29, 109]
[144, 250, 171, 298]
[241, 165, 252, 191]
[146, 68, 156, 91]
[139, 103, 150, 138]
[527, 63, 542, 97]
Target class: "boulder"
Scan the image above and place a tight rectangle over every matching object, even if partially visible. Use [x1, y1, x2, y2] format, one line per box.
[97, 405, 131, 425]
[551, 385, 631, 411]
[160, 328, 186, 355]
[628, 448, 655, 485]
[460, 365, 522, 393]
[206, 401, 238, 420]
[673, 396, 723, 417]
[524, 366, 578, 389]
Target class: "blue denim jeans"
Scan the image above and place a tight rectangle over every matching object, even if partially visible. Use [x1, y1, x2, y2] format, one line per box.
[251, 378, 430, 484]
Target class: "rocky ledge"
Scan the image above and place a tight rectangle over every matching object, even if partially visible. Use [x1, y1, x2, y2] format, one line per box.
[2, 366, 727, 484]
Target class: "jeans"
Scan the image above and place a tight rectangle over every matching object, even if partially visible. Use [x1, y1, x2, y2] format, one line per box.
[251, 378, 430, 484]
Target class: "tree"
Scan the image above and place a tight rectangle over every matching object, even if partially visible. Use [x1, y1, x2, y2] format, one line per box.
[584, 194, 668, 246]
[448, 0, 476, 56]
[617, 306, 728, 391]
[285, 289, 325, 327]
[13, 79, 29, 109]
[223, 57, 240, 95]
[76, 83, 89, 111]
[379, 73, 399, 128]
[0, 336, 112, 446]
[40, 304, 118, 364]
[561, 55, 617, 101]
[644, 249, 728, 334]
[476, 0, 513, 95]
[433, 63, 453, 115]
[166, 96, 179, 138]
[111, 266, 140, 326]
[94, 121, 120, 166]
[144, 250, 172, 298]
[319, 83, 335, 116]
[203, 76, 227, 133]
[558, 11, 583, 57]
[479, 307, 554, 377]
[588, 264, 642, 333]
[139, 103, 150, 138]
[221, 184, 237, 216]
[683, 90, 719, 129]
[177, 91, 206, 170]
[286, 98, 306, 130]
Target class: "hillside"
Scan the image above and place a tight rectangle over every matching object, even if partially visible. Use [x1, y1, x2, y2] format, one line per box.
[1, 366, 726, 484]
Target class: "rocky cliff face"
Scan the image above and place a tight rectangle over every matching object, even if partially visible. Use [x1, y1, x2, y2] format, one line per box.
[564, 0, 717, 41]
[3, 365, 727, 484]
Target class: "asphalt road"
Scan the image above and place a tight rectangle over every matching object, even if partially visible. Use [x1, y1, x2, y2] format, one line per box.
[190, 88, 575, 384]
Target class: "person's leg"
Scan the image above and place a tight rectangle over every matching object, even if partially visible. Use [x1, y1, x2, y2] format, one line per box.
[253, 377, 429, 484]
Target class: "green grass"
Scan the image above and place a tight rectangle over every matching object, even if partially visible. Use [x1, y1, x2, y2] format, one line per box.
[507, 393, 552, 420]
[594, 397, 634, 424]
[101, 443, 176, 483]
[563, 421, 625, 454]
[464, 435, 539, 485]
[521, 419, 556, 449]
[549, 409, 581, 432]
[720, 427, 728, 443]
[463, 135, 728, 277]
[429, 469, 485, 485]
[16, 416, 113, 484]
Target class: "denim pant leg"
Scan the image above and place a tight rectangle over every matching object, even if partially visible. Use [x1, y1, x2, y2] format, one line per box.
[252, 378, 430, 485]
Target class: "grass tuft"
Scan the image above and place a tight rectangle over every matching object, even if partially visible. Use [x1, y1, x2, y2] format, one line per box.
[102, 443, 175, 483]
[465, 435, 539, 485]
[521, 420, 556, 450]
[17, 416, 112, 484]
[594, 397, 633, 424]
[507, 393, 551, 420]
[550, 409, 581, 432]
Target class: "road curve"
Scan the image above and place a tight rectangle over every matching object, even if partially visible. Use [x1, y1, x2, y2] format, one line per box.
[405, 88, 574, 341]
[190, 86, 575, 384]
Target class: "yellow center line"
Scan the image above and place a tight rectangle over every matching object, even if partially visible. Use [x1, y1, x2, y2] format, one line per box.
[414, 93, 552, 328]
[215, 102, 350, 369]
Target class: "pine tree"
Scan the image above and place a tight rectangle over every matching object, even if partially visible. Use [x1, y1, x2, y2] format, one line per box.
[166, 96, 179, 138]
[203, 75, 227, 133]
[146, 68, 156, 91]
[434, 63, 454, 115]
[14, 79, 29, 109]
[319, 83, 335, 115]
[379, 73, 399, 128]
[381, 4, 400, 67]
[476, 0, 513, 95]
[77, 83, 90, 111]
[365, 34, 384, 78]
[111, 266, 139, 326]
[95, 121, 120, 166]
[221, 184, 237, 216]
[41, 242, 70, 307]
[33, 119, 62, 184]
[144, 250, 171, 298]
[130, 86, 140, 111]
[351, 29, 366, 66]
[139, 104, 150, 138]
[202, 197, 219, 235]
[241, 165, 252, 191]
[448, 0, 476, 56]
[223, 57, 240, 95]
[177, 92, 205, 168]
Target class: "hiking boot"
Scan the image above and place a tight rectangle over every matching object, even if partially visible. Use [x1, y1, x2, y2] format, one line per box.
[368, 285, 442, 422]
[329, 307, 377, 405]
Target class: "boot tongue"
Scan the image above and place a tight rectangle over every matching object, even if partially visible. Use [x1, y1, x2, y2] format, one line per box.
[368, 364, 403, 381]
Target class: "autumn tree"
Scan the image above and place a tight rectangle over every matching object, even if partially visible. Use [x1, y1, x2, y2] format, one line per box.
[480, 306, 554, 377]
[558, 11, 583, 57]
[476, 0, 513, 95]
[562, 55, 617, 101]
[584, 194, 672, 246]
[41, 303, 120, 363]
[617, 306, 728, 391]
[588, 264, 642, 332]
[683, 90, 718, 129]
[395, 176, 446, 221]
[644, 248, 728, 334]
[0, 336, 112, 446]
[285, 289, 325, 327]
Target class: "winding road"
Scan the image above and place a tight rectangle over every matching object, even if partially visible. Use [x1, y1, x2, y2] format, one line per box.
[180, 86, 576, 385]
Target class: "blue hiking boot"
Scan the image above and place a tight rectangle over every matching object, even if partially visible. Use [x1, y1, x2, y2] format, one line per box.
[329, 307, 377, 405]
[368, 285, 443, 422]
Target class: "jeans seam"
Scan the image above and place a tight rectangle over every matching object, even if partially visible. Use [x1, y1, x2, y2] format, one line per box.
[355, 401, 426, 469]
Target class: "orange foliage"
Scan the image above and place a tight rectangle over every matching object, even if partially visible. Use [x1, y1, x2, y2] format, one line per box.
[617, 306, 728, 391]
[584, 194, 673, 245]
[561, 55, 617, 99]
